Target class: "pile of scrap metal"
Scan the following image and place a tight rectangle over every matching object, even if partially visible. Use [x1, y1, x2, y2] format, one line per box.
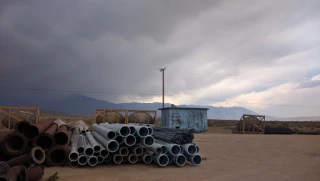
[0, 119, 73, 180]
[68, 121, 202, 167]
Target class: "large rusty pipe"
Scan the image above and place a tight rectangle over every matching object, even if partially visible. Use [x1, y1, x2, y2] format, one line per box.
[0, 175, 9, 180]
[0, 162, 10, 174]
[14, 121, 31, 134]
[6, 147, 45, 167]
[0, 130, 14, 143]
[66, 129, 73, 146]
[24, 120, 54, 139]
[33, 123, 58, 150]
[1, 131, 28, 156]
[27, 165, 44, 181]
[46, 146, 68, 166]
[54, 125, 68, 146]
[6, 165, 28, 181]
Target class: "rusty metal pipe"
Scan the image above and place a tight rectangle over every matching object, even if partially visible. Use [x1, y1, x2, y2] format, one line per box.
[0, 162, 10, 174]
[66, 129, 73, 146]
[54, 125, 68, 146]
[24, 119, 54, 139]
[14, 121, 31, 134]
[6, 165, 27, 181]
[0, 175, 9, 181]
[46, 146, 68, 166]
[27, 165, 44, 181]
[33, 123, 58, 150]
[6, 146, 45, 167]
[1, 132, 28, 156]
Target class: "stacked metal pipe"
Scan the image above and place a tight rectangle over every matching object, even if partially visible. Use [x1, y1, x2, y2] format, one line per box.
[0, 119, 73, 180]
[69, 122, 202, 167]
[152, 127, 194, 145]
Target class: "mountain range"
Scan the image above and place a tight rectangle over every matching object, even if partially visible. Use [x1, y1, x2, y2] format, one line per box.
[0, 93, 319, 121]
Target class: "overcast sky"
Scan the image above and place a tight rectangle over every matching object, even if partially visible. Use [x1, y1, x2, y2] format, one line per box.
[1, 0, 320, 117]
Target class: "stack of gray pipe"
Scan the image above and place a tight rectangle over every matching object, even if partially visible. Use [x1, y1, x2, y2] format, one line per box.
[68, 122, 202, 167]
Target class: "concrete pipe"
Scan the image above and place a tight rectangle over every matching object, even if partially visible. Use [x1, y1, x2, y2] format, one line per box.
[183, 144, 197, 155]
[1, 131, 28, 156]
[88, 156, 98, 167]
[146, 144, 162, 155]
[155, 139, 180, 156]
[142, 154, 152, 164]
[128, 154, 138, 164]
[77, 135, 85, 154]
[93, 132, 119, 153]
[92, 124, 116, 140]
[152, 154, 169, 167]
[84, 137, 94, 157]
[85, 131, 101, 153]
[7, 165, 27, 181]
[115, 135, 123, 145]
[123, 135, 136, 147]
[54, 125, 69, 146]
[0, 162, 10, 174]
[104, 155, 112, 163]
[132, 146, 143, 156]
[167, 154, 173, 165]
[47, 146, 68, 166]
[133, 126, 149, 138]
[173, 154, 187, 167]
[69, 129, 80, 162]
[7, 146, 45, 167]
[141, 135, 154, 147]
[24, 119, 54, 139]
[34, 123, 58, 150]
[70, 161, 79, 167]
[97, 156, 104, 164]
[27, 165, 44, 181]
[118, 147, 129, 157]
[186, 154, 202, 166]
[112, 154, 123, 165]
[100, 123, 130, 137]
[78, 155, 88, 166]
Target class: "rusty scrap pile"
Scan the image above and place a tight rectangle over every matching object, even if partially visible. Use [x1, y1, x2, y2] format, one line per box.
[69, 121, 202, 167]
[0, 119, 73, 180]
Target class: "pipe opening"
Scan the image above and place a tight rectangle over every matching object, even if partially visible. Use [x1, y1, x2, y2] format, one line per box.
[115, 136, 123, 144]
[34, 149, 44, 161]
[155, 148, 162, 154]
[85, 148, 93, 156]
[188, 145, 197, 155]
[70, 161, 78, 167]
[122, 156, 128, 162]
[107, 132, 116, 139]
[161, 146, 168, 154]
[0, 177, 8, 181]
[54, 133, 68, 145]
[125, 135, 136, 146]
[50, 149, 66, 165]
[138, 127, 149, 137]
[93, 145, 101, 153]
[179, 146, 184, 153]
[69, 152, 78, 161]
[100, 149, 109, 158]
[120, 148, 129, 156]
[97, 156, 103, 163]
[113, 155, 122, 164]
[159, 155, 169, 166]
[176, 155, 186, 166]
[129, 126, 136, 134]
[171, 145, 181, 155]
[143, 136, 154, 146]
[24, 125, 39, 139]
[147, 127, 153, 135]
[6, 135, 24, 152]
[135, 147, 143, 156]
[143, 155, 152, 164]
[193, 155, 202, 165]
[94, 152, 99, 157]
[120, 127, 130, 137]
[78, 155, 87, 165]
[104, 155, 112, 163]
[88, 157, 98, 166]
[129, 155, 138, 163]
[108, 141, 119, 152]
[35, 135, 53, 150]
[15, 121, 30, 134]
[77, 147, 84, 154]
[167, 154, 173, 164]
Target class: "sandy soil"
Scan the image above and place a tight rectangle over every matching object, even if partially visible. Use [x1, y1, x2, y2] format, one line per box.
[45, 133, 320, 181]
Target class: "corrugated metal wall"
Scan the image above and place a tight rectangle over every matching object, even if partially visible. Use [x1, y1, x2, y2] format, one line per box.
[161, 108, 208, 132]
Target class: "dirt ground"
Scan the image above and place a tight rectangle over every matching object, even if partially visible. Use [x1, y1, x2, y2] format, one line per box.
[44, 131, 320, 181]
